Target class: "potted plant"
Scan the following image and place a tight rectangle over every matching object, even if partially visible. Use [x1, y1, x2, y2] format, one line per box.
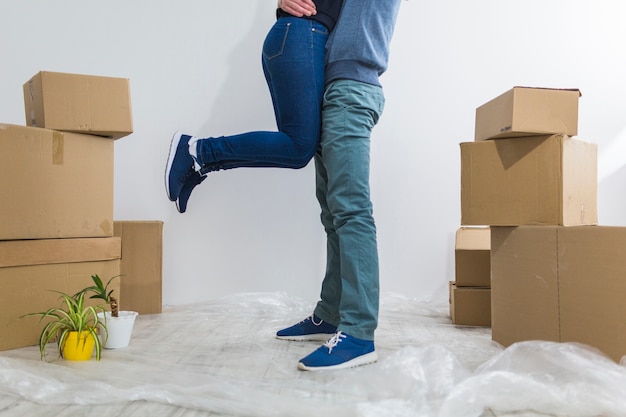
[23, 289, 107, 361]
[85, 274, 138, 349]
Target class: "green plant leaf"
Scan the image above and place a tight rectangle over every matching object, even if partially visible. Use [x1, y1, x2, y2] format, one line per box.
[25, 286, 107, 362]
[84, 274, 120, 309]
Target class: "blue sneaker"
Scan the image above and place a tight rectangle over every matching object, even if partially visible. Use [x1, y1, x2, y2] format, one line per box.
[298, 332, 377, 371]
[176, 171, 206, 213]
[165, 132, 196, 202]
[276, 315, 337, 341]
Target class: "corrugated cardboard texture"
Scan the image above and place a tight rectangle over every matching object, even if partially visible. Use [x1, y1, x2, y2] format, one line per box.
[557, 227, 626, 363]
[490, 226, 561, 347]
[114, 221, 163, 314]
[449, 282, 491, 327]
[0, 124, 114, 240]
[0, 259, 120, 351]
[561, 137, 599, 225]
[455, 227, 491, 287]
[491, 225, 626, 363]
[460, 135, 597, 226]
[23, 71, 133, 140]
[0, 237, 121, 268]
[474, 87, 580, 141]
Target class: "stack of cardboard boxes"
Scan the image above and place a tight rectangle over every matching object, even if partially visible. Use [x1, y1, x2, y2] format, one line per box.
[449, 226, 491, 326]
[1, 71, 163, 352]
[450, 87, 589, 327]
[455, 86, 626, 362]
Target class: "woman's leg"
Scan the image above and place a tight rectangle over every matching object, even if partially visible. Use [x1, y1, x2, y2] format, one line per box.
[166, 17, 327, 209]
[194, 17, 327, 174]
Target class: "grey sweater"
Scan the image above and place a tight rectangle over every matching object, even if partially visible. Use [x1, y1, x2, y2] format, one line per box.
[325, 0, 401, 87]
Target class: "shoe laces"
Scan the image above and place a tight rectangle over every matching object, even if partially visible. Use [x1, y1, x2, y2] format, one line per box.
[296, 314, 323, 326]
[323, 331, 346, 354]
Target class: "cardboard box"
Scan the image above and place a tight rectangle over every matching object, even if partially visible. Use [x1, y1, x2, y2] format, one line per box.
[24, 71, 133, 140]
[491, 226, 626, 362]
[0, 124, 114, 240]
[455, 226, 490, 287]
[0, 237, 121, 351]
[475, 87, 580, 141]
[460, 134, 597, 226]
[449, 282, 491, 327]
[114, 221, 163, 314]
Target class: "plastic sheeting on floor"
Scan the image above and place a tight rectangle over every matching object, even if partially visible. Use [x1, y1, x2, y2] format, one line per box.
[1, 292, 625, 417]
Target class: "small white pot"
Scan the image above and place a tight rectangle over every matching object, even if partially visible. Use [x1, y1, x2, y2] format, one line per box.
[97, 311, 138, 349]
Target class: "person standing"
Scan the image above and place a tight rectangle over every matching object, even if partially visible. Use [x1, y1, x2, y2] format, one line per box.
[276, 0, 402, 371]
[165, 1, 343, 212]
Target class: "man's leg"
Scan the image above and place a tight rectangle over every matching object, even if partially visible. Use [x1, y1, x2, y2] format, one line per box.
[299, 79, 385, 371]
[311, 148, 342, 327]
[319, 79, 384, 341]
[273, 147, 341, 342]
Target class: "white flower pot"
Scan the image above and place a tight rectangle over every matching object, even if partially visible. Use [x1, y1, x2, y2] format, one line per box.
[97, 311, 138, 349]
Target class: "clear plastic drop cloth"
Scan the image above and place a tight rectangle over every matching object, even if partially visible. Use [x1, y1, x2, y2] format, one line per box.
[0, 292, 625, 417]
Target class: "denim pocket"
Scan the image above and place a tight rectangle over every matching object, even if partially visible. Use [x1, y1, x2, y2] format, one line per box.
[263, 21, 291, 61]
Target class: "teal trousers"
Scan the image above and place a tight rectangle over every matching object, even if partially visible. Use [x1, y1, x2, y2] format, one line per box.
[313, 79, 385, 341]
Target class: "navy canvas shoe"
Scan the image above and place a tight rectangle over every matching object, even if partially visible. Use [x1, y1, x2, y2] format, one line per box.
[176, 171, 206, 213]
[276, 315, 337, 341]
[165, 132, 196, 202]
[298, 332, 377, 371]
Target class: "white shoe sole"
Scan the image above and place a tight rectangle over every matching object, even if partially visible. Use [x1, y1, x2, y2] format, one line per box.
[275, 333, 335, 342]
[165, 131, 184, 201]
[297, 351, 378, 371]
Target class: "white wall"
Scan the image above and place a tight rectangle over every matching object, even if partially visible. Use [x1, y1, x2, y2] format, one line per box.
[1, 1, 625, 307]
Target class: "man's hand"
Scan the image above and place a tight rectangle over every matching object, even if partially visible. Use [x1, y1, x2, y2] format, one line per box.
[279, 0, 316, 17]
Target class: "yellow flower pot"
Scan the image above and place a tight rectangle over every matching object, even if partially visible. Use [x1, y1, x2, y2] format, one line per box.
[62, 331, 95, 361]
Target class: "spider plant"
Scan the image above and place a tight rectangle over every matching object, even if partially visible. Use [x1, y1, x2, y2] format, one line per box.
[24, 289, 107, 361]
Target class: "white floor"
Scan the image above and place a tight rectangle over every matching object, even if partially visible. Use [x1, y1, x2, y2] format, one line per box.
[1, 292, 625, 417]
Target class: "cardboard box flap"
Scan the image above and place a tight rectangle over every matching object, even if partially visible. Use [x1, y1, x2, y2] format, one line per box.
[490, 226, 561, 346]
[0, 237, 121, 268]
[455, 226, 490, 250]
[513, 86, 582, 97]
[491, 225, 626, 362]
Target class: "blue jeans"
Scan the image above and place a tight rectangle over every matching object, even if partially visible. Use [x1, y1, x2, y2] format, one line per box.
[313, 80, 385, 341]
[194, 17, 328, 173]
